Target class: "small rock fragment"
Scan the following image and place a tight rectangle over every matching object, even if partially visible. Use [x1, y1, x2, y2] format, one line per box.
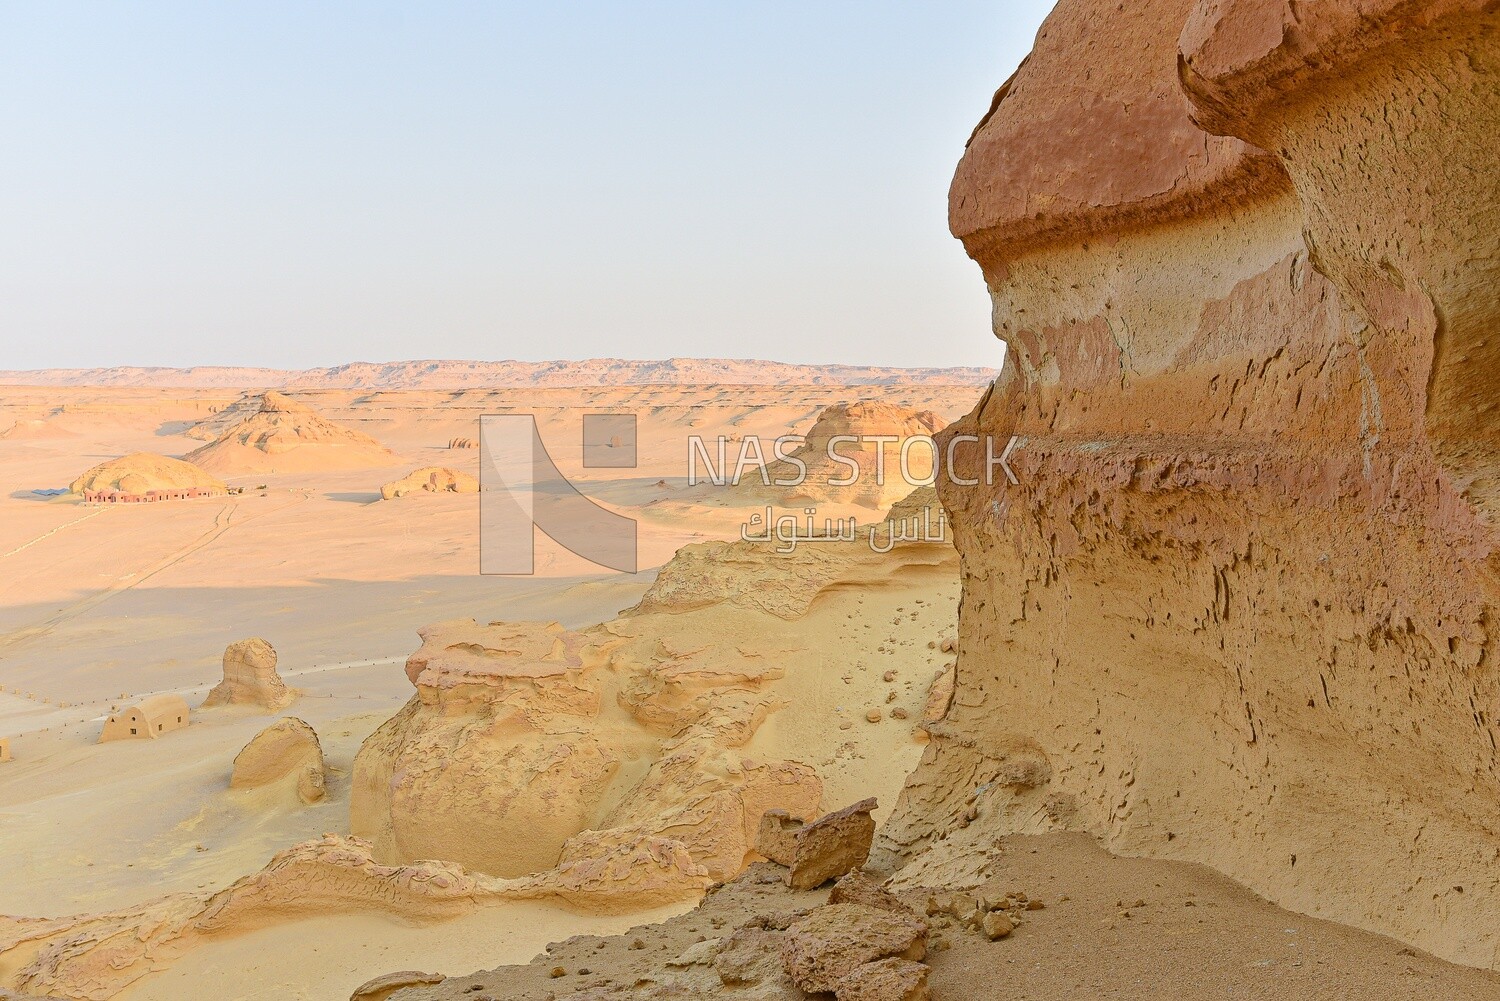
[981, 911, 1014, 940]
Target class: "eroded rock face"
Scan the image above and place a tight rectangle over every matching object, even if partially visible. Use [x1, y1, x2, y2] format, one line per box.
[379, 466, 478, 500]
[757, 799, 878, 891]
[230, 717, 326, 804]
[202, 638, 298, 712]
[892, 0, 1500, 968]
[184, 391, 394, 474]
[351, 618, 822, 886]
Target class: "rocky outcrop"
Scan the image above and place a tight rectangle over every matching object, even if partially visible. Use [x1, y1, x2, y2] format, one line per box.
[68, 452, 226, 497]
[349, 970, 445, 1001]
[779, 902, 927, 995]
[351, 616, 822, 891]
[379, 466, 478, 500]
[733, 402, 947, 508]
[184, 391, 394, 474]
[891, 0, 1500, 969]
[757, 799, 877, 890]
[353, 498, 955, 899]
[201, 638, 298, 712]
[230, 718, 326, 804]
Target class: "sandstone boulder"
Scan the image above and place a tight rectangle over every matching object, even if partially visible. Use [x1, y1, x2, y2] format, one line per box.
[828, 871, 911, 915]
[230, 717, 326, 804]
[349, 970, 445, 1001]
[202, 638, 298, 712]
[758, 798, 877, 890]
[835, 956, 930, 1001]
[780, 902, 927, 994]
[380, 466, 479, 500]
[714, 926, 787, 987]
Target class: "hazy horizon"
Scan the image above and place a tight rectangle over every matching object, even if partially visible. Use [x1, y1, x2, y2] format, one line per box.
[0, 353, 1003, 375]
[0, 2, 1051, 372]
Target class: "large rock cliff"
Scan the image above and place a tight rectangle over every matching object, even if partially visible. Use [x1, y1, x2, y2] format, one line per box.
[887, 0, 1500, 968]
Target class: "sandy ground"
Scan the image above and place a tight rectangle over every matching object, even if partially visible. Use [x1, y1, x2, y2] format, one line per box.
[413, 834, 1500, 1000]
[0, 382, 979, 997]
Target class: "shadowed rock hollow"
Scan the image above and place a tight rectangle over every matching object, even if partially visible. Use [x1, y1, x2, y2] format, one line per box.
[885, 0, 1500, 969]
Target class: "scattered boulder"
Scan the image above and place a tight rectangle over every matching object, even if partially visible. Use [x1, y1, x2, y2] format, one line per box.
[757, 798, 878, 890]
[230, 718, 327, 804]
[780, 902, 927, 994]
[202, 638, 298, 712]
[665, 938, 720, 968]
[349, 970, 445, 1001]
[835, 956, 931, 1001]
[380, 466, 479, 500]
[981, 910, 1015, 940]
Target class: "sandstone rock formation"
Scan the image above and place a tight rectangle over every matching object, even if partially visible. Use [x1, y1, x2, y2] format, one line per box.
[352, 496, 956, 902]
[230, 718, 326, 804]
[379, 466, 478, 500]
[184, 393, 263, 441]
[733, 402, 947, 508]
[201, 638, 298, 712]
[184, 391, 394, 474]
[883, 0, 1500, 969]
[351, 617, 823, 891]
[779, 902, 927, 994]
[349, 970, 446, 1001]
[833, 957, 930, 1001]
[68, 452, 226, 498]
[0, 738, 10, 763]
[757, 798, 877, 890]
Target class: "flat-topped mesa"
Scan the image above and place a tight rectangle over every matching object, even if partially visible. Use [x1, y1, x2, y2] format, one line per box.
[894, 0, 1500, 970]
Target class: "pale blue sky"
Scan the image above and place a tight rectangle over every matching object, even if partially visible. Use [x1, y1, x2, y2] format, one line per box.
[0, 2, 1051, 370]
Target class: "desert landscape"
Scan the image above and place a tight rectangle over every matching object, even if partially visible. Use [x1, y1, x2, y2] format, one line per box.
[0, 363, 991, 998]
[3, 0, 1499, 999]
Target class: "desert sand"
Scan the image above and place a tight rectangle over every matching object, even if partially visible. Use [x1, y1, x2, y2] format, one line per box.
[3, 0, 1498, 995]
[0, 377, 978, 999]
